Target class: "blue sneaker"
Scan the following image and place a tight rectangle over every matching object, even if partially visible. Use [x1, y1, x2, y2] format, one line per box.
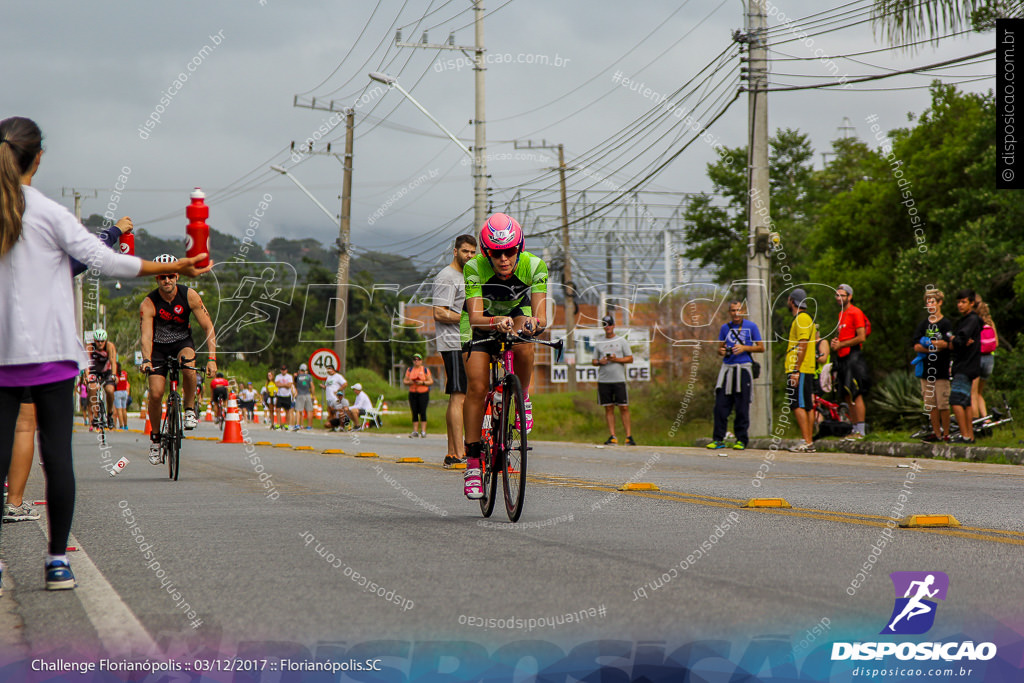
[705, 441, 728, 449]
[46, 560, 76, 590]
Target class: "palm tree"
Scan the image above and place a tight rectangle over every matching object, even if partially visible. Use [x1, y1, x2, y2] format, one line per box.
[871, 0, 1022, 46]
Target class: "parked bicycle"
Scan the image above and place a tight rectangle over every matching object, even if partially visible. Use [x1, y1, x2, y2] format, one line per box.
[813, 393, 852, 440]
[467, 328, 562, 522]
[145, 357, 200, 481]
[909, 393, 1014, 441]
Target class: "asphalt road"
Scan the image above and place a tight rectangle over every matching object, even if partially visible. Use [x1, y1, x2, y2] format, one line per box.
[0, 418, 1021, 679]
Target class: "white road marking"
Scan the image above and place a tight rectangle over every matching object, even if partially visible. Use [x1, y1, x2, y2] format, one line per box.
[35, 519, 159, 657]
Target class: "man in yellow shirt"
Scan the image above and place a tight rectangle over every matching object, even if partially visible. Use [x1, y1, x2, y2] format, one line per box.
[785, 288, 817, 452]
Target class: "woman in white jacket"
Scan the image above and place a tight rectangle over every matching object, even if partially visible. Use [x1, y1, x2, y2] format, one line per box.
[0, 116, 211, 592]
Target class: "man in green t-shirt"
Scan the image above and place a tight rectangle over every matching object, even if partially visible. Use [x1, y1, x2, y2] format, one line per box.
[785, 288, 817, 452]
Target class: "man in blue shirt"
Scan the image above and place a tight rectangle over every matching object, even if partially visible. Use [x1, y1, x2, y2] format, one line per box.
[708, 301, 764, 451]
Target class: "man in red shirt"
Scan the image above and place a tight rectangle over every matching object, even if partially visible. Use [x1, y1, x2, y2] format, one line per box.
[829, 283, 871, 440]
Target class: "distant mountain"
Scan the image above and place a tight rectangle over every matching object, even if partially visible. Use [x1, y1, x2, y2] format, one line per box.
[80, 214, 424, 292]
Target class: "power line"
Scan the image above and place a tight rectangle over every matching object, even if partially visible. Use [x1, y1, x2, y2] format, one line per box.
[507, 0, 732, 136]
[294, 0, 387, 97]
[488, 0, 700, 123]
[767, 27, 975, 60]
[756, 48, 996, 92]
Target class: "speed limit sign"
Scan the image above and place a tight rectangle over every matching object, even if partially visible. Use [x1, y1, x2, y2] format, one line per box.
[308, 348, 341, 380]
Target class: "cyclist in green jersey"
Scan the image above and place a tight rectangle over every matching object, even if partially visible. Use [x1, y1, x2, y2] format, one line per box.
[461, 213, 548, 499]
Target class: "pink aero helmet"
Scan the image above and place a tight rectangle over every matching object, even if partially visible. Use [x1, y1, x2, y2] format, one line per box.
[479, 213, 524, 253]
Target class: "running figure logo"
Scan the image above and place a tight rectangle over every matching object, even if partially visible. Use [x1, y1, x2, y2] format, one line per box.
[881, 571, 949, 635]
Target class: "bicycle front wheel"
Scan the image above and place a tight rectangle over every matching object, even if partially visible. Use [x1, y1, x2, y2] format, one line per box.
[165, 397, 182, 481]
[500, 374, 527, 522]
[478, 440, 498, 518]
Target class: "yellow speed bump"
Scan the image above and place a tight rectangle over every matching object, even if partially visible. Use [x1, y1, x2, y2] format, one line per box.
[743, 498, 792, 509]
[273, 443, 292, 448]
[618, 482, 660, 491]
[293, 446, 315, 451]
[254, 441, 272, 446]
[900, 514, 961, 528]
[356, 452, 379, 458]
[322, 449, 345, 455]
[397, 457, 423, 463]
[450, 462, 467, 470]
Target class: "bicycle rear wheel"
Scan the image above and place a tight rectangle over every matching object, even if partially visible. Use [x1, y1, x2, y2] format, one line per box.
[500, 374, 527, 522]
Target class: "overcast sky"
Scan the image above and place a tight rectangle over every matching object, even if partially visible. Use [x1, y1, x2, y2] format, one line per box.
[7, 0, 994, 276]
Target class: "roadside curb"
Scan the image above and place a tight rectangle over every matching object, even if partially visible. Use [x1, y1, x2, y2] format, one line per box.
[696, 437, 1024, 465]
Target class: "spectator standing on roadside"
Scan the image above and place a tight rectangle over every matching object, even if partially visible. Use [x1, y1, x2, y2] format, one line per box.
[592, 315, 635, 446]
[293, 363, 314, 431]
[830, 284, 871, 440]
[0, 115, 210, 591]
[113, 362, 129, 430]
[274, 365, 294, 431]
[322, 365, 348, 431]
[972, 299, 998, 422]
[3, 393, 41, 523]
[261, 371, 277, 428]
[707, 301, 763, 451]
[403, 354, 432, 438]
[949, 289, 983, 443]
[432, 234, 477, 467]
[77, 375, 89, 426]
[238, 382, 257, 421]
[912, 289, 953, 442]
[785, 288, 817, 453]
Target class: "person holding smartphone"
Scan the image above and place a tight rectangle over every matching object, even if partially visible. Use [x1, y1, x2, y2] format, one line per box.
[592, 315, 635, 445]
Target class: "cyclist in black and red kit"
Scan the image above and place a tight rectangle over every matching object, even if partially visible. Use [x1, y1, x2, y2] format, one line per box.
[84, 329, 117, 429]
[210, 372, 230, 423]
[140, 254, 218, 465]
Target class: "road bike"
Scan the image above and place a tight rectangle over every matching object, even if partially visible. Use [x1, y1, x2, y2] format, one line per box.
[146, 357, 199, 481]
[909, 393, 1015, 441]
[812, 393, 852, 439]
[468, 329, 562, 522]
[88, 374, 114, 447]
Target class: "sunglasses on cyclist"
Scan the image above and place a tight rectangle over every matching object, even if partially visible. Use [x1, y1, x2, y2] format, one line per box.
[157, 274, 177, 281]
[487, 247, 519, 260]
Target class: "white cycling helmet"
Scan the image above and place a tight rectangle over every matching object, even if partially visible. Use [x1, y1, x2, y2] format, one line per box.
[154, 254, 178, 264]
[92, 329, 108, 341]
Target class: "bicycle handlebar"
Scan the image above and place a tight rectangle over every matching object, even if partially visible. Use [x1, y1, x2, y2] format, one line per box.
[143, 358, 199, 375]
[464, 331, 564, 360]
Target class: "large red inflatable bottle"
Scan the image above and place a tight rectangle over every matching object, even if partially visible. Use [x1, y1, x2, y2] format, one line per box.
[185, 187, 210, 267]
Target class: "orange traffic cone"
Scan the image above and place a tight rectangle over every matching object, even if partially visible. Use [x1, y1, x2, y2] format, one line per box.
[143, 411, 152, 436]
[252, 409, 260, 424]
[204, 406, 214, 422]
[221, 393, 244, 443]
[314, 401, 322, 420]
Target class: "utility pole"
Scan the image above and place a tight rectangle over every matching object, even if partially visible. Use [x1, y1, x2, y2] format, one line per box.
[63, 188, 97, 342]
[741, 0, 772, 437]
[515, 140, 576, 389]
[289, 100, 355, 372]
[396, 0, 487, 226]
